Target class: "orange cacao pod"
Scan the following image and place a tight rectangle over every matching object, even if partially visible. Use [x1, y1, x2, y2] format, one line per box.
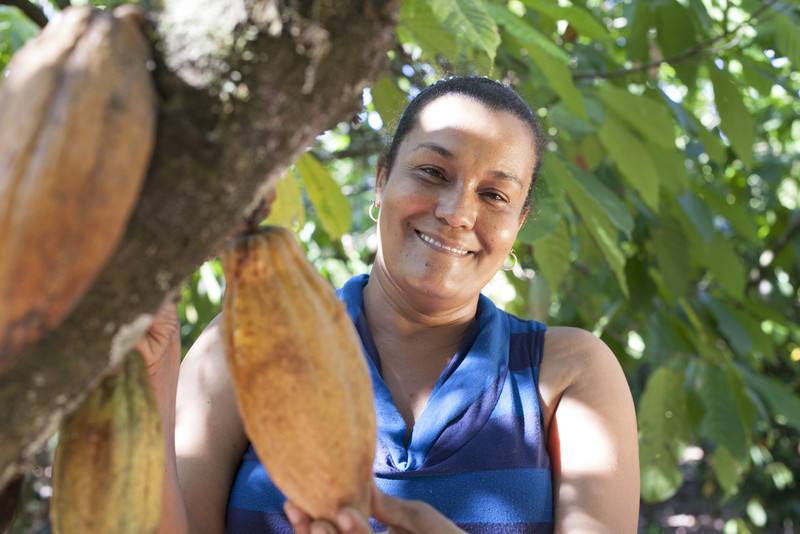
[0, 5, 157, 370]
[222, 226, 376, 522]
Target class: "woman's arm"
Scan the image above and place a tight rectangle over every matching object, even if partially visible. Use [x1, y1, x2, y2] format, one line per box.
[138, 305, 248, 534]
[540, 327, 640, 533]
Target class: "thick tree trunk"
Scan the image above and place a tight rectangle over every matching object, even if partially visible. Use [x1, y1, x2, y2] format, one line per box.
[0, 0, 398, 489]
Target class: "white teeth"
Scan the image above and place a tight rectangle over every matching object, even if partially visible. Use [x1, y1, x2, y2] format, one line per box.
[418, 232, 469, 255]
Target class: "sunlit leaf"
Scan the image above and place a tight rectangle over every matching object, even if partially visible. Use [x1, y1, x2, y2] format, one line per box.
[487, 4, 570, 64]
[295, 152, 351, 240]
[639, 367, 690, 503]
[691, 362, 750, 464]
[532, 217, 570, 290]
[519, 0, 611, 41]
[370, 75, 408, 130]
[710, 67, 755, 168]
[265, 171, 306, 231]
[429, 0, 500, 62]
[598, 85, 676, 149]
[775, 14, 800, 69]
[597, 111, 661, 211]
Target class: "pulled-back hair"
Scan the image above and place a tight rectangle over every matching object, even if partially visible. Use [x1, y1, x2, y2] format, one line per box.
[380, 76, 545, 209]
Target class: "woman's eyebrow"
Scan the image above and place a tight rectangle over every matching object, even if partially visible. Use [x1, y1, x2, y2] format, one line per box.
[411, 142, 455, 159]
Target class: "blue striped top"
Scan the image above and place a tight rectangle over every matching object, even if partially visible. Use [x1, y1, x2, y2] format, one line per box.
[226, 274, 553, 533]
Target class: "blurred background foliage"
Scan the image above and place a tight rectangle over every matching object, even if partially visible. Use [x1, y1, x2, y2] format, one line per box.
[3, 0, 799, 532]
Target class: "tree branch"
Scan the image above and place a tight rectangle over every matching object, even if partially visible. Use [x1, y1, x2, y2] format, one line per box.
[573, 0, 780, 82]
[0, 0, 47, 28]
[0, 0, 399, 490]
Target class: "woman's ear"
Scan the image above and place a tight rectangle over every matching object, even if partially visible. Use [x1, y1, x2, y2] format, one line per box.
[375, 164, 388, 207]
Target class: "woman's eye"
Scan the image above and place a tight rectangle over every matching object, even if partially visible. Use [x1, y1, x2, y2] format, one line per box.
[483, 191, 508, 202]
[421, 167, 445, 180]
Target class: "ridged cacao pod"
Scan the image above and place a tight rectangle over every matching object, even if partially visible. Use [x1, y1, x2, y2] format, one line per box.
[50, 351, 164, 534]
[0, 5, 157, 370]
[222, 226, 376, 522]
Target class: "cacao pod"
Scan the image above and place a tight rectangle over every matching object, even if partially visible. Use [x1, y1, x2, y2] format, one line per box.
[0, 5, 157, 370]
[222, 225, 377, 522]
[50, 351, 164, 534]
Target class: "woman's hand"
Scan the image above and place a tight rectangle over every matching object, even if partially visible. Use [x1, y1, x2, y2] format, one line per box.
[284, 483, 467, 534]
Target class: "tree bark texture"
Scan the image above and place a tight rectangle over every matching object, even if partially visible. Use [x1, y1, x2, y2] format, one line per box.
[0, 0, 399, 489]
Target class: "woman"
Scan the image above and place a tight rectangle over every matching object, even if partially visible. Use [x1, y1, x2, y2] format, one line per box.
[139, 76, 640, 534]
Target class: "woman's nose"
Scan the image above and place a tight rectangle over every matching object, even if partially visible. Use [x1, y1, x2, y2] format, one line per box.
[434, 184, 476, 229]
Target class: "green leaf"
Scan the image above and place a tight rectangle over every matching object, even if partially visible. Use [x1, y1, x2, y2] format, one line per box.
[519, 0, 612, 41]
[429, 0, 500, 62]
[775, 14, 800, 69]
[487, 4, 570, 64]
[265, 171, 306, 231]
[695, 123, 727, 165]
[705, 236, 746, 300]
[638, 367, 690, 503]
[677, 191, 715, 243]
[702, 189, 759, 242]
[528, 50, 586, 119]
[712, 444, 741, 497]
[648, 144, 689, 195]
[370, 76, 408, 131]
[651, 211, 691, 299]
[709, 67, 755, 168]
[548, 157, 629, 296]
[744, 372, 800, 433]
[597, 111, 661, 211]
[692, 362, 750, 464]
[397, 0, 461, 61]
[598, 85, 676, 149]
[295, 152, 351, 239]
[565, 161, 633, 236]
[532, 217, 571, 290]
[654, 1, 699, 57]
[703, 296, 753, 356]
[520, 190, 561, 243]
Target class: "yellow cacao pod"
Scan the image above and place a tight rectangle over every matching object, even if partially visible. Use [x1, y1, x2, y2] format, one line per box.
[50, 351, 164, 534]
[0, 5, 157, 370]
[222, 226, 377, 522]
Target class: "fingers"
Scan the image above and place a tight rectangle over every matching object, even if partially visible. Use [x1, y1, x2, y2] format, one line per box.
[284, 501, 340, 534]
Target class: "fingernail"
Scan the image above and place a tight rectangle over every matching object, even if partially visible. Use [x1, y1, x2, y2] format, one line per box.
[337, 509, 354, 530]
[284, 502, 302, 524]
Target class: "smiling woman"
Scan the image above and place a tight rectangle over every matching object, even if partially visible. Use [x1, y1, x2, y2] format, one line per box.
[140, 76, 640, 534]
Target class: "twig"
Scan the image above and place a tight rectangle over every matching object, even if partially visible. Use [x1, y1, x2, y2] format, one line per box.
[573, 0, 779, 81]
[0, 0, 47, 28]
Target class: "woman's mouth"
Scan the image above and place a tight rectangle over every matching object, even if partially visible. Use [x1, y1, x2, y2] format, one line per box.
[416, 231, 470, 255]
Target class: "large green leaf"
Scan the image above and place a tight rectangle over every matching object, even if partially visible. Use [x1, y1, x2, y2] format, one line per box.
[487, 4, 570, 64]
[519, 0, 612, 41]
[744, 372, 800, 433]
[654, 0, 700, 88]
[677, 191, 715, 243]
[775, 14, 800, 69]
[370, 76, 408, 130]
[703, 296, 753, 357]
[692, 362, 751, 464]
[295, 152, 351, 240]
[397, 0, 461, 60]
[548, 157, 629, 296]
[528, 50, 585, 119]
[531, 217, 571, 290]
[638, 367, 690, 503]
[597, 111, 661, 211]
[565, 161, 633, 236]
[704, 235, 747, 300]
[709, 67, 755, 168]
[598, 85, 676, 149]
[712, 444, 741, 497]
[265, 171, 305, 231]
[429, 0, 501, 62]
[651, 210, 691, 299]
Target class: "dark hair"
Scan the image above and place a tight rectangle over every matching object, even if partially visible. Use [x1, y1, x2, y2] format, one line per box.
[380, 76, 545, 211]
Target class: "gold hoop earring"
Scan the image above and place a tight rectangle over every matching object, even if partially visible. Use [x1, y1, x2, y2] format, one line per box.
[369, 200, 379, 223]
[502, 250, 517, 272]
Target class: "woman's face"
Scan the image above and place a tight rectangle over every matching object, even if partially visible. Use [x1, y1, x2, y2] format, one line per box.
[374, 94, 537, 311]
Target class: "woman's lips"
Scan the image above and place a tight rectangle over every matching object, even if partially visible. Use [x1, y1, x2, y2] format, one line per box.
[416, 230, 471, 255]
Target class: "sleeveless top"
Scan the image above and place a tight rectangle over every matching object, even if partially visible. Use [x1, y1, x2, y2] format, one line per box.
[226, 274, 554, 533]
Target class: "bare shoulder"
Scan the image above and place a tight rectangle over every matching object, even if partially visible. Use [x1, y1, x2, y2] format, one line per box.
[538, 326, 628, 427]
